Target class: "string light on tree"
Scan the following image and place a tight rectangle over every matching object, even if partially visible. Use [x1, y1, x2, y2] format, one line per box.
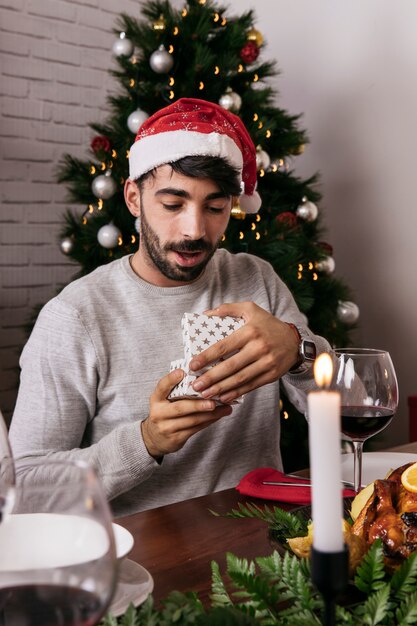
[97, 223, 122, 249]
[127, 108, 149, 134]
[152, 14, 166, 30]
[270, 158, 288, 173]
[149, 45, 174, 73]
[92, 170, 117, 200]
[337, 300, 360, 325]
[218, 87, 242, 112]
[296, 196, 318, 222]
[112, 32, 133, 57]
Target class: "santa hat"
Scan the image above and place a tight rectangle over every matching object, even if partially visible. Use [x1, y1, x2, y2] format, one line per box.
[128, 98, 261, 214]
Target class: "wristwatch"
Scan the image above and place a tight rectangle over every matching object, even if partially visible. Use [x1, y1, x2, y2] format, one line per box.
[299, 337, 317, 362]
[287, 323, 317, 371]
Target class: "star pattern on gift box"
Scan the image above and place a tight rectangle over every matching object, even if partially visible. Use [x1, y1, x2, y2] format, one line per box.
[168, 312, 245, 405]
[182, 313, 244, 363]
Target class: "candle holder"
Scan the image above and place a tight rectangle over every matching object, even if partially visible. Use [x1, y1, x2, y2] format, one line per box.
[311, 545, 349, 626]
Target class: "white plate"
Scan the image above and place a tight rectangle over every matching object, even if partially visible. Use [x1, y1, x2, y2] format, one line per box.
[109, 559, 154, 617]
[0, 514, 109, 570]
[341, 452, 417, 485]
[112, 523, 134, 560]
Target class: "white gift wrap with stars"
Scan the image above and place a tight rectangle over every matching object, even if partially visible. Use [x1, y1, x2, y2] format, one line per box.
[168, 312, 245, 405]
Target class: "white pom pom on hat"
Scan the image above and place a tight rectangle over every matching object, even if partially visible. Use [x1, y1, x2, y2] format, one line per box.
[128, 97, 261, 214]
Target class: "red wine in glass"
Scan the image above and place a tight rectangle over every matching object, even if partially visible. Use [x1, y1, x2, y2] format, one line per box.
[0, 459, 117, 626]
[0, 584, 105, 626]
[341, 406, 394, 441]
[335, 348, 398, 493]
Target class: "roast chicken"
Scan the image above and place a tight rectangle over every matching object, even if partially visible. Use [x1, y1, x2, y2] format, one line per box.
[351, 462, 417, 570]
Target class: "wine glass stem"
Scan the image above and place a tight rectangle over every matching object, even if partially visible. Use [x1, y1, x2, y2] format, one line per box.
[352, 440, 364, 493]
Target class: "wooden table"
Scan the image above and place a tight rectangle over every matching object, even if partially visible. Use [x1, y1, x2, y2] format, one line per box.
[118, 441, 417, 607]
[118, 487, 289, 606]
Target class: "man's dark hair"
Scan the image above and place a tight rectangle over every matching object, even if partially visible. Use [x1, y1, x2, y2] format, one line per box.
[136, 155, 241, 197]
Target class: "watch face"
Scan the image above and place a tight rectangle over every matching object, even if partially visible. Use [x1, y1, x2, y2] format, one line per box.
[301, 340, 316, 361]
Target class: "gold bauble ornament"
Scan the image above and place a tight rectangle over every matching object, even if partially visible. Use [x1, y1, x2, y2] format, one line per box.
[246, 28, 263, 47]
[290, 143, 305, 155]
[231, 201, 246, 220]
[153, 14, 166, 31]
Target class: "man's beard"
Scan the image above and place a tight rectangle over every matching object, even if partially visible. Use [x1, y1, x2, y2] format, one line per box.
[139, 208, 220, 283]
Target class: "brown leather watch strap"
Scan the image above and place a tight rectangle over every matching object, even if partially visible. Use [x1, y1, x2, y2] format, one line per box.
[286, 322, 304, 371]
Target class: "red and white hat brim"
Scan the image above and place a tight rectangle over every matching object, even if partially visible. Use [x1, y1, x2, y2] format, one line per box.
[129, 129, 260, 214]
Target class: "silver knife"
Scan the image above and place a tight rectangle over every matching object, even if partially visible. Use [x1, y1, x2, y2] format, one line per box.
[262, 481, 311, 487]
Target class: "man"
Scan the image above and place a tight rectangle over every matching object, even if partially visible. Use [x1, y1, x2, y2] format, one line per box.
[10, 98, 331, 516]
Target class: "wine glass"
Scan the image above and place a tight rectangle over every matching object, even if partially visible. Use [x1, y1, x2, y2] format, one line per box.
[0, 458, 117, 625]
[334, 348, 399, 493]
[0, 409, 15, 519]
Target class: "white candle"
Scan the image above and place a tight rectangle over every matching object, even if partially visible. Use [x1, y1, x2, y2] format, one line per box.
[308, 353, 344, 552]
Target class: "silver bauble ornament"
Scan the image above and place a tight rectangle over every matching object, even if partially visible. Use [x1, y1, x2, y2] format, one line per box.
[97, 223, 121, 249]
[149, 45, 174, 73]
[295, 198, 318, 222]
[112, 32, 133, 57]
[218, 88, 242, 112]
[255, 148, 270, 171]
[60, 237, 73, 255]
[127, 108, 149, 134]
[337, 300, 360, 325]
[91, 171, 117, 200]
[316, 256, 336, 274]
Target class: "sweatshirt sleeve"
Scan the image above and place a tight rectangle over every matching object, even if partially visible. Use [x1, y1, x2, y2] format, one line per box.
[9, 298, 158, 502]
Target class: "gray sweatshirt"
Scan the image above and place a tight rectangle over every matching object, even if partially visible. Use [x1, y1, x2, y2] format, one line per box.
[10, 249, 330, 517]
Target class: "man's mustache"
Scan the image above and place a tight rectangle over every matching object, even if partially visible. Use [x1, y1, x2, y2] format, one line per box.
[166, 240, 212, 253]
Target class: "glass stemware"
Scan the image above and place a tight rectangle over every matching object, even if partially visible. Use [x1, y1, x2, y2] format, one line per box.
[0, 409, 15, 519]
[0, 458, 117, 626]
[334, 348, 399, 493]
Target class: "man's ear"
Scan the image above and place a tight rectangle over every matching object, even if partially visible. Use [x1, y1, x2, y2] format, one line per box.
[124, 179, 141, 217]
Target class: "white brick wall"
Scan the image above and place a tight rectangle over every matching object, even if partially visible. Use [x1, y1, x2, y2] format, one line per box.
[0, 0, 142, 422]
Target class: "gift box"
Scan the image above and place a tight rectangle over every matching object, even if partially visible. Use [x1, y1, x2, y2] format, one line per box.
[168, 312, 245, 404]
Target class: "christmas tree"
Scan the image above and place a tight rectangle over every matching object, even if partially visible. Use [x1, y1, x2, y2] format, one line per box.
[56, 0, 358, 470]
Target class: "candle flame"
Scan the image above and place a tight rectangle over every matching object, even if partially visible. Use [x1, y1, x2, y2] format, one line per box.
[314, 353, 333, 388]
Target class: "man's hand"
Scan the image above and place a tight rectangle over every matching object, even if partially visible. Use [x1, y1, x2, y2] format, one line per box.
[189, 302, 300, 404]
[141, 368, 233, 459]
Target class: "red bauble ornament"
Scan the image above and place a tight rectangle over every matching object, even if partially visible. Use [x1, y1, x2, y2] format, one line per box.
[91, 135, 111, 155]
[276, 211, 298, 228]
[240, 41, 260, 64]
[317, 241, 334, 256]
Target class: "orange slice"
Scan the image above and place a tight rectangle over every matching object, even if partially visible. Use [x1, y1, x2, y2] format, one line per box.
[401, 462, 417, 492]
